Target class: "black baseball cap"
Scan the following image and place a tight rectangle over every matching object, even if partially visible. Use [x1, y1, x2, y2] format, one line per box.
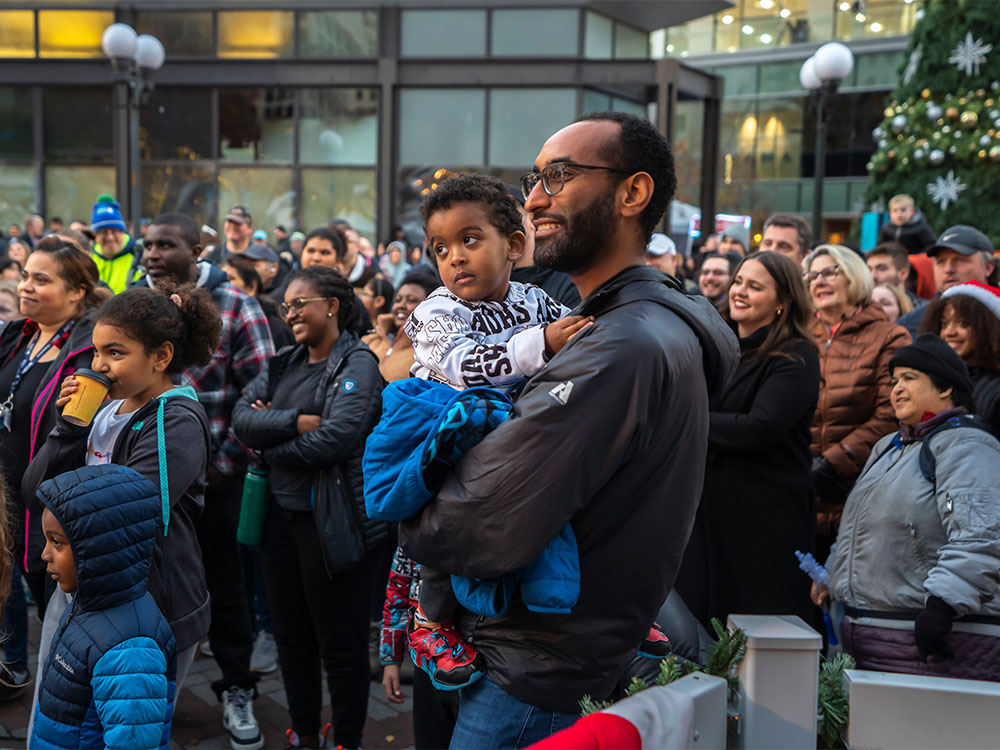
[239, 243, 279, 264]
[225, 205, 252, 225]
[927, 225, 992, 257]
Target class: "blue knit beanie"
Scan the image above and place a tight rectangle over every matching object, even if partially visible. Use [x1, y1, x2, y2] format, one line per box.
[91, 193, 126, 232]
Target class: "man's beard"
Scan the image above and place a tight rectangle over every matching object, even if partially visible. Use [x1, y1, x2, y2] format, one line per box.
[534, 191, 617, 274]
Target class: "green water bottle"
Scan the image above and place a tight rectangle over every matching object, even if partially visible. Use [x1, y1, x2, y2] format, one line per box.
[237, 464, 269, 545]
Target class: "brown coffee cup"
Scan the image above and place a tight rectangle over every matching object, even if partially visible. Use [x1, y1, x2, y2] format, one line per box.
[61, 369, 111, 427]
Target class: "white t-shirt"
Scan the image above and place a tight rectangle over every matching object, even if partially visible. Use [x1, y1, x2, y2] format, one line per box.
[86, 400, 138, 466]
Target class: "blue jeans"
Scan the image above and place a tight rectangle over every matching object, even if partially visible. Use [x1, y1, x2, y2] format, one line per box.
[449, 675, 578, 749]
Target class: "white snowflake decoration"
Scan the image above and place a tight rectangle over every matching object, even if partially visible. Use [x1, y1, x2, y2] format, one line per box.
[903, 45, 922, 85]
[927, 170, 967, 211]
[948, 31, 992, 77]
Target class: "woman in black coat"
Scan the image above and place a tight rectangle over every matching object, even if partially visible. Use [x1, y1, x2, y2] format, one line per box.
[676, 251, 820, 627]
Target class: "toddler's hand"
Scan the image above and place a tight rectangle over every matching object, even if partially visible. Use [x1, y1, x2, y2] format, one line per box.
[55, 376, 79, 408]
[544, 315, 594, 358]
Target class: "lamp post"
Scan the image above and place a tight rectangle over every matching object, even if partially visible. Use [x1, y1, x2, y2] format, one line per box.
[102, 23, 164, 235]
[800, 42, 854, 243]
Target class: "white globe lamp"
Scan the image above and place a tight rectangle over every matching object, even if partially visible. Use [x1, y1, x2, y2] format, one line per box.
[813, 42, 854, 82]
[799, 56, 821, 91]
[135, 34, 166, 70]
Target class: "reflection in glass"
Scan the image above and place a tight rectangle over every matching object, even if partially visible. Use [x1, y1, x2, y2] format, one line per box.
[855, 52, 905, 88]
[299, 89, 377, 166]
[0, 166, 38, 228]
[582, 89, 611, 116]
[220, 89, 294, 163]
[716, 65, 758, 97]
[0, 11, 35, 58]
[584, 11, 612, 59]
[401, 10, 486, 57]
[136, 12, 213, 57]
[489, 89, 575, 167]
[720, 99, 757, 184]
[218, 11, 294, 58]
[301, 168, 376, 237]
[46, 166, 115, 223]
[756, 99, 803, 180]
[141, 88, 213, 160]
[398, 89, 486, 165]
[492, 9, 578, 57]
[44, 87, 113, 162]
[0, 88, 34, 159]
[142, 164, 215, 228]
[299, 11, 378, 57]
[759, 61, 804, 94]
[218, 167, 294, 233]
[38, 10, 114, 58]
[674, 100, 704, 206]
[612, 98, 646, 118]
[614, 24, 648, 59]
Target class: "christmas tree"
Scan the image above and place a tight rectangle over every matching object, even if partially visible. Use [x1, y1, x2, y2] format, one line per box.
[864, 0, 1000, 245]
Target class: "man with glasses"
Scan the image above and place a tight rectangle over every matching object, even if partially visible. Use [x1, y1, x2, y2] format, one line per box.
[139, 212, 274, 750]
[399, 112, 738, 747]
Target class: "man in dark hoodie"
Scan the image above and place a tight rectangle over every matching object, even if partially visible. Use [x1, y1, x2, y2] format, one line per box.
[399, 112, 739, 747]
[877, 194, 937, 255]
[138, 212, 274, 750]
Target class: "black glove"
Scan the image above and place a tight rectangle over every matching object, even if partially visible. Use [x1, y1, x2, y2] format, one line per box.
[914, 595, 956, 662]
[811, 456, 840, 498]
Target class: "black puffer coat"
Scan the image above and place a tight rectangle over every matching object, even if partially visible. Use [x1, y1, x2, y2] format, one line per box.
[232, 331, 388, 555]
[970, 367, 1000, 440]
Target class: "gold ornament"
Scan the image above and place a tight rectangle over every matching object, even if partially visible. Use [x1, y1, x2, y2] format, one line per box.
[921, 88, 931, 99]
[937, 118, 945, 126]
[987, 99, 995, 107]
[946, 106, 960, 119]
[991, 145, 1000, 161]
[980, 149, 988, 158]
[960, 110, 979, 127]
[888, 149, 897, 159]
[884, 106, 895, 118]
[959, 97, 968, 105]
[918, 138, 929, 147]
[977, 89, 986, 97]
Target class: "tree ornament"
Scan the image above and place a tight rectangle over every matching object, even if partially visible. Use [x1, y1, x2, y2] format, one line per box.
[872, 126, 884, 140]
[942, 125, 952, 134]
[946, 106, 960, 119]
[914, 148, 926, 160]
[891, 114, 907, 132]
[930, 148, 945, 164]
[949, 145, 958, 154]
[888, 149, 897, 159]
[977, 89, 987, 97]
[921, 88, 931, 99]
[904, 45, 923, 85]
[932, 132, 943, 141]
[981, 134, 992, 146]
[916, 8, 925, 21]
[884, 106, 895, 118]
[990, 109, 1000, 120]
[980, 149, 988, 158]
[991, 145, 1000, 160]
[949, 31, 992, 77]
[902, 157, 909, 165]
[961, 110, 979, 127]
[927, 170, 967, 210]
[993, 81, 1000, 91]
[928, 103, 943, 120]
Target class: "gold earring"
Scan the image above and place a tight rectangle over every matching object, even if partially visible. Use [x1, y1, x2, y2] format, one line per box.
[328, 312, 333, 318]
[776, 307, 784, 316]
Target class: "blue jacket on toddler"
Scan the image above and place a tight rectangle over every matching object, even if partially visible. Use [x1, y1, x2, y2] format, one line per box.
[364, 378, 580, 615]
[30, 464, 177, 750]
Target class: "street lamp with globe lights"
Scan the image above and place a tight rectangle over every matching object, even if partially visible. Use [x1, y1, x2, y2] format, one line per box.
[800, 42, 854, 242]
[102, 23, 164, 235]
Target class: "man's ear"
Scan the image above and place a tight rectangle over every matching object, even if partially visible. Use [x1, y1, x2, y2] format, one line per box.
[620, 172, 654, 221]
[506, 230, 526, 264]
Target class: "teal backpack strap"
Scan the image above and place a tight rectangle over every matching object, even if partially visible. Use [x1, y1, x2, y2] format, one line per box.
[157, 397, 170, 535]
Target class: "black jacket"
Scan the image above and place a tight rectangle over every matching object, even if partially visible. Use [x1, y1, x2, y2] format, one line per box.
[232, 331, 388, 554]
[510, 265, 582, 308]
[675, 328, 819, 628]
[877, 211, 937, 255]
[970, 367, 1000, 440]
[399, 265, 739, 712]
[23, 390, 212, 651]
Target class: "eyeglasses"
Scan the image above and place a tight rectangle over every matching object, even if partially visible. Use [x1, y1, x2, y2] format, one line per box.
[520, 161, 633, 200]
[803, 265, 842, 283]
[279, 297, 332, 317]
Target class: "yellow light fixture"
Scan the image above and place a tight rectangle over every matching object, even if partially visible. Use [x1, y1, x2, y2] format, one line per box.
[38, 10, 114, 58]
[218, 11, 292, 58]
[0, 11, 35, 58]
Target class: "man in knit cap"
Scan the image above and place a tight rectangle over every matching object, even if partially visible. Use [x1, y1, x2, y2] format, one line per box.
[90, 194, 141, 293]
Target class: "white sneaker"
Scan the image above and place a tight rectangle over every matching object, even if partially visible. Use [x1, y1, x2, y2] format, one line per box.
[199, 639, 214, 658]
[221, 686, 263, 750]
[250, 631, 278, 674]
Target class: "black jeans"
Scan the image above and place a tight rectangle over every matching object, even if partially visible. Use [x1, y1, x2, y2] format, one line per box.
[413, 667, 459, 750]
[260, 505, 373, 747]
[196, 476, 257, 696]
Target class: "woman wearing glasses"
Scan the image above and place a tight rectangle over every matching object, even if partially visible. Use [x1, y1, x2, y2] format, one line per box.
[803, 244, 910, 557]
[232, 266, 387, 750]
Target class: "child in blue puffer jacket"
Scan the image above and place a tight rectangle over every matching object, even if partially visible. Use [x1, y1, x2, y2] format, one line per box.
[30, 464, 176, 750]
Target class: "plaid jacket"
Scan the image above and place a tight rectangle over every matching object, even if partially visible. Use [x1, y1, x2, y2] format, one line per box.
[142, 263, 274, 475]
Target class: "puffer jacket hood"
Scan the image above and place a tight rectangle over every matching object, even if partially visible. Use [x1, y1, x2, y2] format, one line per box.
[37, 464, 160, 613]
[577, 265, 739, 397]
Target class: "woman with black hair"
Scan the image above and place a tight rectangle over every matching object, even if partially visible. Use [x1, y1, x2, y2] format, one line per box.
[232, 266, 387, 750]
[676, 251, 820, 627]
[920, 281, 1000, 438]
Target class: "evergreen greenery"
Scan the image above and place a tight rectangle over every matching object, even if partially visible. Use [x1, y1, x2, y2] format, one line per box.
[817, 653, 856, 750]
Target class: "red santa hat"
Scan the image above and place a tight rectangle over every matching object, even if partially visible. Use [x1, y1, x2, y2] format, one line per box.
[941, 280, 1000, 321]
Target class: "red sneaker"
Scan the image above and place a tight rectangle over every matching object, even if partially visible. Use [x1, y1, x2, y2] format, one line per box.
[638, 623, 671, 658]
[408, 611, 486, 691]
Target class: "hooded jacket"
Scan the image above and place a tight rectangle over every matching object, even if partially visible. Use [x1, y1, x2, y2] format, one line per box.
[30, 465, 176, 750]
[23, 387, 211, 651]
[399, 265, 739, 712]
[877, 211, 937, 255]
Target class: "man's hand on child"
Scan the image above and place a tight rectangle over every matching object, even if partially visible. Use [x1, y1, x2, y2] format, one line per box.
[381, 664, 406, 703]
[250, 399, 271, 411]
[544, 315, 594, 358]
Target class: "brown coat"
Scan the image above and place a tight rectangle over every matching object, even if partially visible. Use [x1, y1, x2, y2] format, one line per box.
[810, 303, 911, 479]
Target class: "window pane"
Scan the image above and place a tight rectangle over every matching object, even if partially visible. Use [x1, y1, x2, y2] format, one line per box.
[0, 11, 35, 58]
[612, 98, 646, 118]
[0, 166, 38, 229]
[218, 11, 293, 58]
[614, 24, 648, 59]
[488, 89, 575, 167]
[492, 9, 578, 57]
[218, 167, 294, 234]
[135, 12, 213, 58]
[398, 89, 485, 165]
[299, 11, 377, 57]
[46, 166, 115, 224]
[299, 89, 377, 166]
[142, 163, 215, 229]
[674, 100, 704, 206]
[759, 61, 802, 95]
[401, 10, 486, 57]
[720, 99, 757, 183]
[756, 99, 803, 180]
[301, 168, 376, 237]
[665, 16, 715, 57]
[854, 52, 905, 88]
[716, 65, 757, 97]
[38, 10, 113, 58]
[141, 88, 213, 160]
[44, 87, 112, 161]
[219, 89, 294, 163]
[582, 89, 611, 115]
[0, 88, 34, 159]
[584, 11, 612, 59]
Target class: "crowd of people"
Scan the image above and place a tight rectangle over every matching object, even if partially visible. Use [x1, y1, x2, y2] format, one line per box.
[0, 110, 997, 750]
